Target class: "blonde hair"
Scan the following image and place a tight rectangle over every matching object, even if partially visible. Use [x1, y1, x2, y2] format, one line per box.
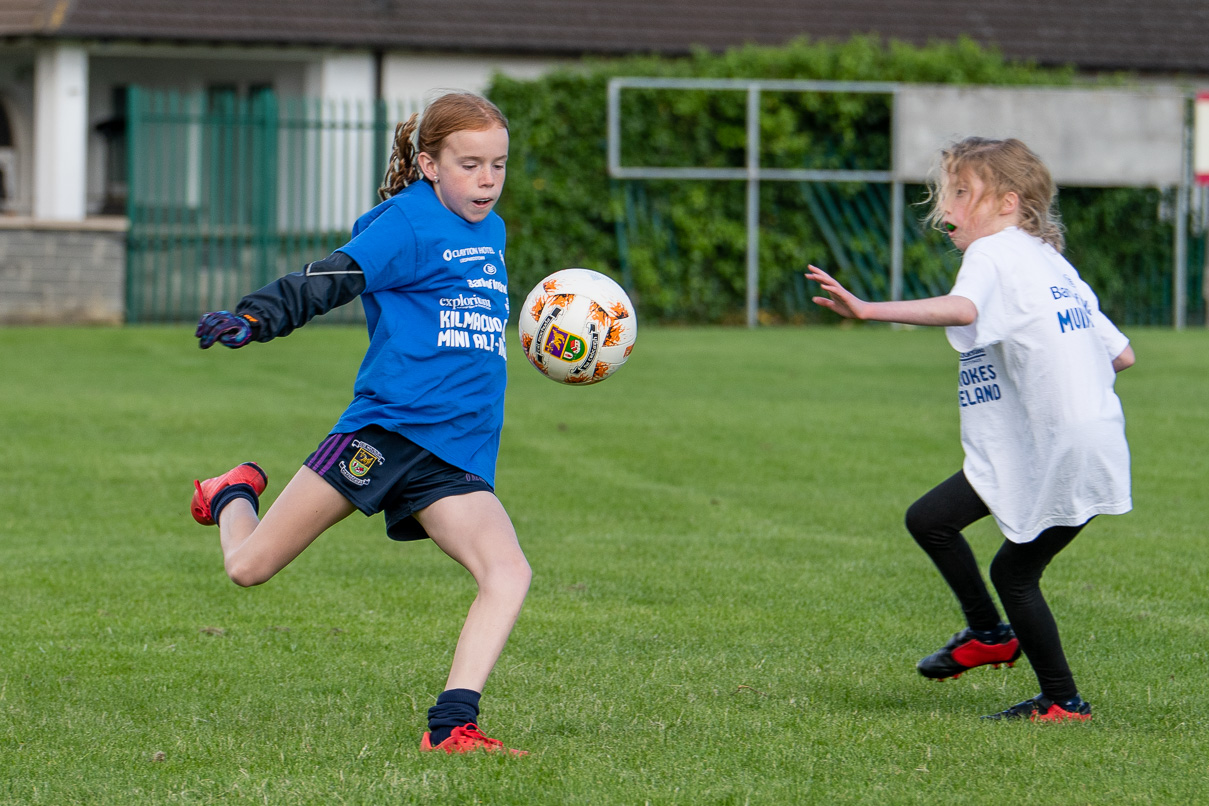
[925, 137, 1065, 253]
[377, 92, 509, 201]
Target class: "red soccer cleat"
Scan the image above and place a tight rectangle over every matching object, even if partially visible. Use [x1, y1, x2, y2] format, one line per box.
[917, 625, 1022, 680]
[191, 462, 267, 525]
[982, 694, 1092, 722]
[420, 723, 527, 756]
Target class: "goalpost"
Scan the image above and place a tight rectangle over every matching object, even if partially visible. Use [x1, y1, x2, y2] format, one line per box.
[607, 78, 1193, 328]
[608, 77, 900, 328]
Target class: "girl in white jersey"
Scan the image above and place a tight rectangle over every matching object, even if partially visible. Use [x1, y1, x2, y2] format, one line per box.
[806, 137, 1134, 722]
[188, 93, 529, 754]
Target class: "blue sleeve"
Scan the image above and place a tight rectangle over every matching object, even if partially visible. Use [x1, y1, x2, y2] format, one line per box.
[337, 204, 418, 293]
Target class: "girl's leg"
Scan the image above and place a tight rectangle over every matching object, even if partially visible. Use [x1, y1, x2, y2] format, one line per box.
[989, 523, 1085, 701]
[414, 490, 532, 693]
[218, 466, 356, 587]
[904, 471, 1001, 630]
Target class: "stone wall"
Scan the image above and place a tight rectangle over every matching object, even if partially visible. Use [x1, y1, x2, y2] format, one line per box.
[0, 217, 127, 324]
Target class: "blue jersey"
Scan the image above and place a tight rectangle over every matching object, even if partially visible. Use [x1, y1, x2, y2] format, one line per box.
[333, 180, 509, 485]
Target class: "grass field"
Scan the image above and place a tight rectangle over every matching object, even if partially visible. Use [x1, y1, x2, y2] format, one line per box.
[1, 324, 1206, 804]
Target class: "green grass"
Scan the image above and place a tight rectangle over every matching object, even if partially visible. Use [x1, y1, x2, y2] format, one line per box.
[1, 324, 1206, 804]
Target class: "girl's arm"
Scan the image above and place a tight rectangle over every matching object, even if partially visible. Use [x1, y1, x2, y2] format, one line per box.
[234, 252, 367, 341]
[806, 265, 977, 327]
[1112, 344, 1135, 373]
[196, 252, 367, 349]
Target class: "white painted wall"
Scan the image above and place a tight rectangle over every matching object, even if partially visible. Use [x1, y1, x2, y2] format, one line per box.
[894, 85, 1186, 187]
[381, 52, 561, 104]
[306, 53, 376, 103]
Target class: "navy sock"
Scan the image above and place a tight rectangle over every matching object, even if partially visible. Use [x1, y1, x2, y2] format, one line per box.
[1058, 693, 1085, 709]
[970, 622, 1011, 643]
[427, 688, 481, 746]
[210, 483, 260, 523]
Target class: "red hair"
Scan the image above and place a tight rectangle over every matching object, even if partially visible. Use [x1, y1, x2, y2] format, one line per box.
[378, 92, 509, 201]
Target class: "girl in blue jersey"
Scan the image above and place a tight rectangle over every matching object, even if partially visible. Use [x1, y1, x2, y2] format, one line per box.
[189, 92, 529, 755]
[807, 137, 1134, 722]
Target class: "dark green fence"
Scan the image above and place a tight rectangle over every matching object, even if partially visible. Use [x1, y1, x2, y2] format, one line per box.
[126, 88, 417, 323]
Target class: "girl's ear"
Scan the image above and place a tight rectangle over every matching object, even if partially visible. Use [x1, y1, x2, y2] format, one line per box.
[1000, 191, 1020, 216]
[417, 151, 438, 183]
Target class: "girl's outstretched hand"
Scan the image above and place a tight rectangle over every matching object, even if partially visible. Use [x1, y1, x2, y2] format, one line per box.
[805, 265, 867, 320]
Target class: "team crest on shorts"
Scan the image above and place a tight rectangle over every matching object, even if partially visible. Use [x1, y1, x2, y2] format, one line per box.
[349, 447, 377, 477]
[340, 439, 385, 486]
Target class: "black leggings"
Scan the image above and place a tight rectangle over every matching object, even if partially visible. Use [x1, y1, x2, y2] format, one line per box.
[904, 471, 1086, 701]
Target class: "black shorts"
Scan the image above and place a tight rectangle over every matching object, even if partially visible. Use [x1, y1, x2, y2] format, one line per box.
[305, 424, 494, 541]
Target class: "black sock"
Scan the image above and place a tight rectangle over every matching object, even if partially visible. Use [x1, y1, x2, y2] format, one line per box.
[426, 688, 481, 746]
[210, 483, 259, 523]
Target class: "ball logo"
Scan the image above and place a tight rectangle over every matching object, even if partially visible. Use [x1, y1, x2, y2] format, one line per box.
[543, 325, 587, 362]
[483, 263, 498, 275]
[519, 268, 636, 385]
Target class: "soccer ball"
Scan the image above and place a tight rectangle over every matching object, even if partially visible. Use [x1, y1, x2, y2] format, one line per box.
[518, 268, 637, 384]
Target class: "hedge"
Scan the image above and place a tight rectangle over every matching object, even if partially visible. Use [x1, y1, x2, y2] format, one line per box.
[488, 36, 1198, 326]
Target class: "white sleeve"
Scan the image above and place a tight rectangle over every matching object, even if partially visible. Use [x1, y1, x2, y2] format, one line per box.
[1075, 276, 1130, 359]
[1096, 317, 1130, 361]
[945, 248, 1002, 353]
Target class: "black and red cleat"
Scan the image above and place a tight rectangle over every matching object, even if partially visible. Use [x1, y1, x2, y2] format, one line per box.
[982, 694, 1092, 722]
[917, 625, 1022, 680]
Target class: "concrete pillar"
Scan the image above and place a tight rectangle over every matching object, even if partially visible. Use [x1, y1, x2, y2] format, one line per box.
[33, 44, 89, 221]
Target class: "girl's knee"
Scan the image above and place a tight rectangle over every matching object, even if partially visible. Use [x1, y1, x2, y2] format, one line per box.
[506, 554, 533, 592]
[904, 500, 945, 546]
[903, 502, 927, 539]
[988, 553, 1008, 591]
[989, 552, 1038, 601]
[224, 555, 277, 588]
[483, 553, 531, 599]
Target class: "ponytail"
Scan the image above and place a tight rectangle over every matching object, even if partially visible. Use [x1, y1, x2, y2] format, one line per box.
[378, 114, 421, 201]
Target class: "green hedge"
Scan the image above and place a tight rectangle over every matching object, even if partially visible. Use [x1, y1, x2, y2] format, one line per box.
[489, 36, 1197, 326]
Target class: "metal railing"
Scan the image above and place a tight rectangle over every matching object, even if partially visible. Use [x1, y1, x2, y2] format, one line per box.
[126, 88, 419, 323]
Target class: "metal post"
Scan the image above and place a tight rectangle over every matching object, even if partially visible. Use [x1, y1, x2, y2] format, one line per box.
[607, 80, 621, 177]
[1176, 95, 1191, 330]
[125, 86, 142, 323]
[1176, 183, 1188, 330]
[889, 87, 904, 308]
[606, 77, 899, 327]
[890, 180, 904, 302]
[746, 84, 761, 328]
[1202, 185, 1209, 324]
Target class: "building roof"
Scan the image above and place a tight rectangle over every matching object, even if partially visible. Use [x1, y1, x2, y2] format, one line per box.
[2, 0, 1206, 75]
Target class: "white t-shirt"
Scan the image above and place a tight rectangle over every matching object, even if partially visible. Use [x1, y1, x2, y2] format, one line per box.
[946, 227, 1132, 543]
